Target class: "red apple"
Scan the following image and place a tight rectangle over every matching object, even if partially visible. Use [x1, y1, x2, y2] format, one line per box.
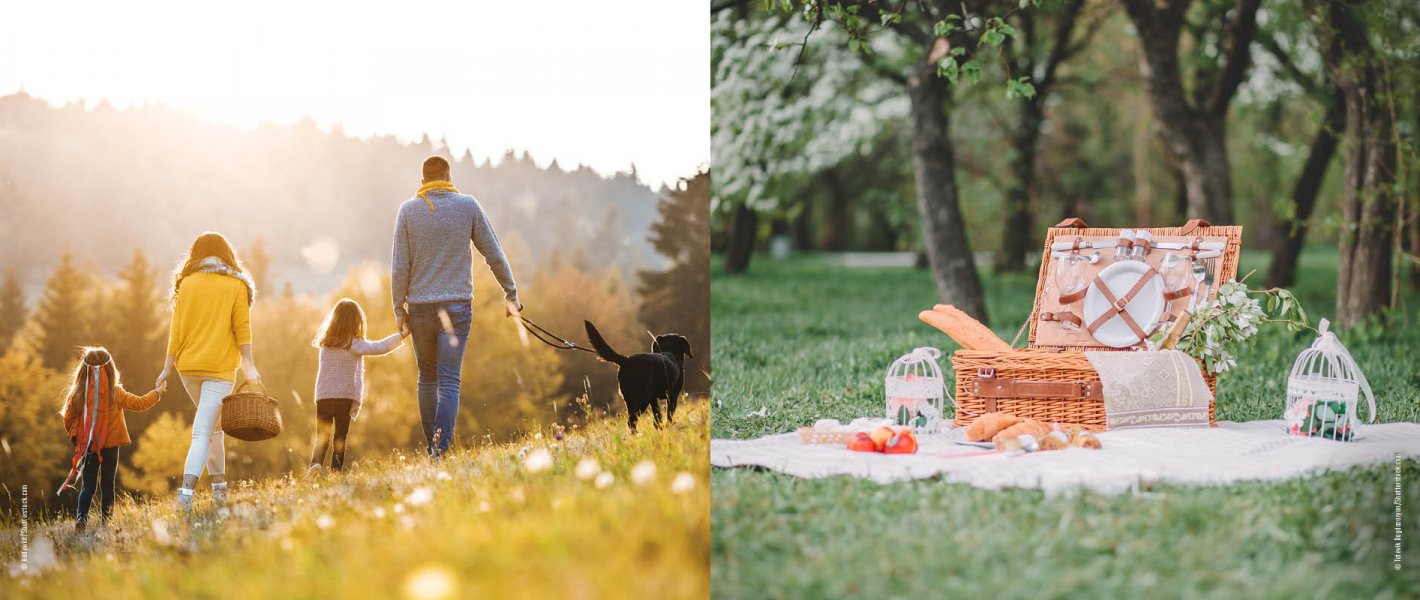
[846, 432, 877, 452]
[883, 430, 918, 454]
[868, 426, 896, 451]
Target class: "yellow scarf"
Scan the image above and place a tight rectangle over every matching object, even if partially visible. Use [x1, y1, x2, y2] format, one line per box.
[415, 181, 459, 210]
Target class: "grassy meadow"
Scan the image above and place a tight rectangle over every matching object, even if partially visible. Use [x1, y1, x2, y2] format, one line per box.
[3, 402, 710, 599]
[710, 247, 1420, 598]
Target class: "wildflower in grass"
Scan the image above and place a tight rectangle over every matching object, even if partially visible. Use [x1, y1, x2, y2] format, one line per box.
[524, 448, 553, 473]
[316, 514, 335, 529]
[631, 460, 657, 486]
[403, 564, 457, 600]
[671, 472, 696, 494]
[394, 502, 407, 514]
[406, 486, 435, 506]
[594, 472, 614, 489]
[575, 458, 600, 480]
[373, 506, 387, 519]
[399, 515, 416, 530]
[436, 470, 452, 481]
[151, 518, 172, 545]
[478, 501, 491, 513]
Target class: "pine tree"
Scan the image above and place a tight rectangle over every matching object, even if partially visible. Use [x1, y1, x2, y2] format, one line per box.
[244, 238, 272, 298]
[33, 252, 93, 371]
[107, 248, 166, 390]
[0, 267, 26, 353]
[637, 169, 710, 393]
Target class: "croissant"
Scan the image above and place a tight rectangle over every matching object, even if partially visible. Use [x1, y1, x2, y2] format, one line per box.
[964, 412, 1022, 442]
[1038, 429, 1071, 451]
[1070, 431, 1102, 449]
[991, 419, 1051, 443]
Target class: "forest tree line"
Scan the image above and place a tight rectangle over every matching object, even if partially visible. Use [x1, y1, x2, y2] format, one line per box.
[711, 0, 1420, 330]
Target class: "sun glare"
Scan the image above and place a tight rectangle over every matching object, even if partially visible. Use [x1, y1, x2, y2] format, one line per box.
[0, 0, 708, 186]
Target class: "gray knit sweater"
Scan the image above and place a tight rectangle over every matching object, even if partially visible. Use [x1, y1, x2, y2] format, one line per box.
[315, 333, 404, 418]
[391, 190, 519, 318]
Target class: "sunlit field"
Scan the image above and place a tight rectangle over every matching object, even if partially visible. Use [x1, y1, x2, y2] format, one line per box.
[3, 402, 709, 599]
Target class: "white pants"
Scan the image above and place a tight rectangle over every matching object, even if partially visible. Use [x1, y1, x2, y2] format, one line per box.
[180, 375, 232, 480]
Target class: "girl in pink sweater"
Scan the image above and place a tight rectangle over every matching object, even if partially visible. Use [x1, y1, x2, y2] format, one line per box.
[309, 298, 407, 473]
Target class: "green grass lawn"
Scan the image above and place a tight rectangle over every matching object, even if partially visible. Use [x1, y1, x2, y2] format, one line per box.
[3, 404, 710, 599]
[711, 247, 1420, 598]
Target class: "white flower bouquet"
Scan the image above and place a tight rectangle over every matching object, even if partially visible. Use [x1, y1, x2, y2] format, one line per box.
[1176, 277, 1311, 374]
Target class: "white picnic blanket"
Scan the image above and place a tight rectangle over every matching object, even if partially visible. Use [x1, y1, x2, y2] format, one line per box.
[710, 420, 1420, 494]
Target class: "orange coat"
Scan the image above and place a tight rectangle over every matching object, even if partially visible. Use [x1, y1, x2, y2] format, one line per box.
[62, 385, 162, 447]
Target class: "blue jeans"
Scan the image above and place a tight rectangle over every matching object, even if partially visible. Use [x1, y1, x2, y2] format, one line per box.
[408, 300, 472, 458]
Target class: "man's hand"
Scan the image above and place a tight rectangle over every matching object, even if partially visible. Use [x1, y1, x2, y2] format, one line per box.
[505, 300, 523, 318]
[397, 312, 411, 337]
[156, 378, 169, 396]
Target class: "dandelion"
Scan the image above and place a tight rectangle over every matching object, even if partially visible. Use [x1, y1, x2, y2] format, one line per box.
[436, 470, 452, 481]
[671, 472, 696, 494]
[394, 502, 407, 514]
[523, 448, 553, 473]
[316, 514, 335, 530]
[373, 506, 387, 519]
[151, 518, 171, 545]
[403, 564, 457, 600]
[631, 460, 657, 486]
[406, 487, 434, 507]
[594, 472, 614, 489]
[574, 458, 600, 480]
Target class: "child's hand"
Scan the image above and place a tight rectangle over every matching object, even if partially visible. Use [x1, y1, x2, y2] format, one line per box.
[156, 378, 169, 396]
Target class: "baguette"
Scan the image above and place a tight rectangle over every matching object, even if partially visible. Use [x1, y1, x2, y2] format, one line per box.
[918, 304, 1013, 352]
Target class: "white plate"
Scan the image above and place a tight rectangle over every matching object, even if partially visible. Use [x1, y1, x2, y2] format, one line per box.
[1082, 260, 1165, 348]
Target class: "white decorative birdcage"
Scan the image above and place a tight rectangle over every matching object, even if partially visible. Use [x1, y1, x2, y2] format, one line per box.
[885, 347, 950, 434]
[1284, 318, 1375, 441]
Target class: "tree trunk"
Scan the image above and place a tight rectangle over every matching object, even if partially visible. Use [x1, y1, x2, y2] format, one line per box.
[818, 167, 853, 251]
[1123, 0, 1259, 225]
[995, 99, 1042, 273]
[1307, 0, 1397, 328]
[723, 202, 758, 274]
[907, 66, 989, 323]
[1266, 90, 1344, 289]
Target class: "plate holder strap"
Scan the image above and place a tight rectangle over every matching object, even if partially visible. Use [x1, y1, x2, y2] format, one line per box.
[1086, 267, 1158, 340]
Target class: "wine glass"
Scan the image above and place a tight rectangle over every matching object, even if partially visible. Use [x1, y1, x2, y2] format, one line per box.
[1161, 253, 1194, 302]
[1056, 255, 1084, 333]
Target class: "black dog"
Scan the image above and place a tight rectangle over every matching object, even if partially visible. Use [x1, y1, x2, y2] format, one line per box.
[584, 321, 693, 431]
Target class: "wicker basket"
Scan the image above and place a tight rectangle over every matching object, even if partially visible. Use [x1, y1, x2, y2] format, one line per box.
[949, 218, 1240, 431]
[221, 381, 283, 441]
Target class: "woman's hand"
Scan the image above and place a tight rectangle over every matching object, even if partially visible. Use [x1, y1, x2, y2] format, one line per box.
[155, 357, 175, 391]
[239, 344, 261, 387]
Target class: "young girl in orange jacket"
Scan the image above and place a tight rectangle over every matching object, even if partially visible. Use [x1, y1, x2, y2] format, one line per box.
[60, 347, 166, 531]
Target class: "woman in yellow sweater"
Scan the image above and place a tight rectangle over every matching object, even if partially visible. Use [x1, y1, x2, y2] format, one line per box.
[155, 232, 262, 511]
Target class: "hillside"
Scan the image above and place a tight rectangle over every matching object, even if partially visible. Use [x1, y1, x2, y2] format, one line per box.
[0, 91, 667, 293]
[2, 403, 709, 598]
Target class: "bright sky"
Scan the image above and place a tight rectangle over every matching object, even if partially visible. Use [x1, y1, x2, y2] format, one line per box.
[0, 0, 708, 188]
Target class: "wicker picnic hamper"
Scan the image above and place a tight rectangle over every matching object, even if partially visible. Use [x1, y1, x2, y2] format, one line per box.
[221, 381, 283, 441]
[950, 218, 1242, 431]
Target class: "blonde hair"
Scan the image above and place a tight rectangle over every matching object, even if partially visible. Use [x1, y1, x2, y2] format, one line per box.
[314, 298, 366, 349]
[59, 347, 118, 418]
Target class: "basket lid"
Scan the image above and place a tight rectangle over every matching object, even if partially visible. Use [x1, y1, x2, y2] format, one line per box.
[1028, 218, 1243, 351]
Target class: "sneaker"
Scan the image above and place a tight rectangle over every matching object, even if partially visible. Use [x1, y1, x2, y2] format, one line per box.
[75, 517, 88, 533]
[177, 488, 194, 512]
[306, 464, 323, 478]
[211, 482, 228, 506]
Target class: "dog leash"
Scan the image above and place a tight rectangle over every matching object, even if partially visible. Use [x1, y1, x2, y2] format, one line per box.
[519, 315, 597, 354]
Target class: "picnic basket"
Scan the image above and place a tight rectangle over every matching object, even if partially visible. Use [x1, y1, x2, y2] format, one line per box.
[221, 381, 283, 441]
[950, 218, 1242, 431]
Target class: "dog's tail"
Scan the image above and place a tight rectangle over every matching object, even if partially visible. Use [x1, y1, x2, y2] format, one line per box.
[584, 321, 628, 366]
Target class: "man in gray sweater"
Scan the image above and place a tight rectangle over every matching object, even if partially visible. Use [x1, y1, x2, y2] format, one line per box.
[392, 155, 522, 458]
